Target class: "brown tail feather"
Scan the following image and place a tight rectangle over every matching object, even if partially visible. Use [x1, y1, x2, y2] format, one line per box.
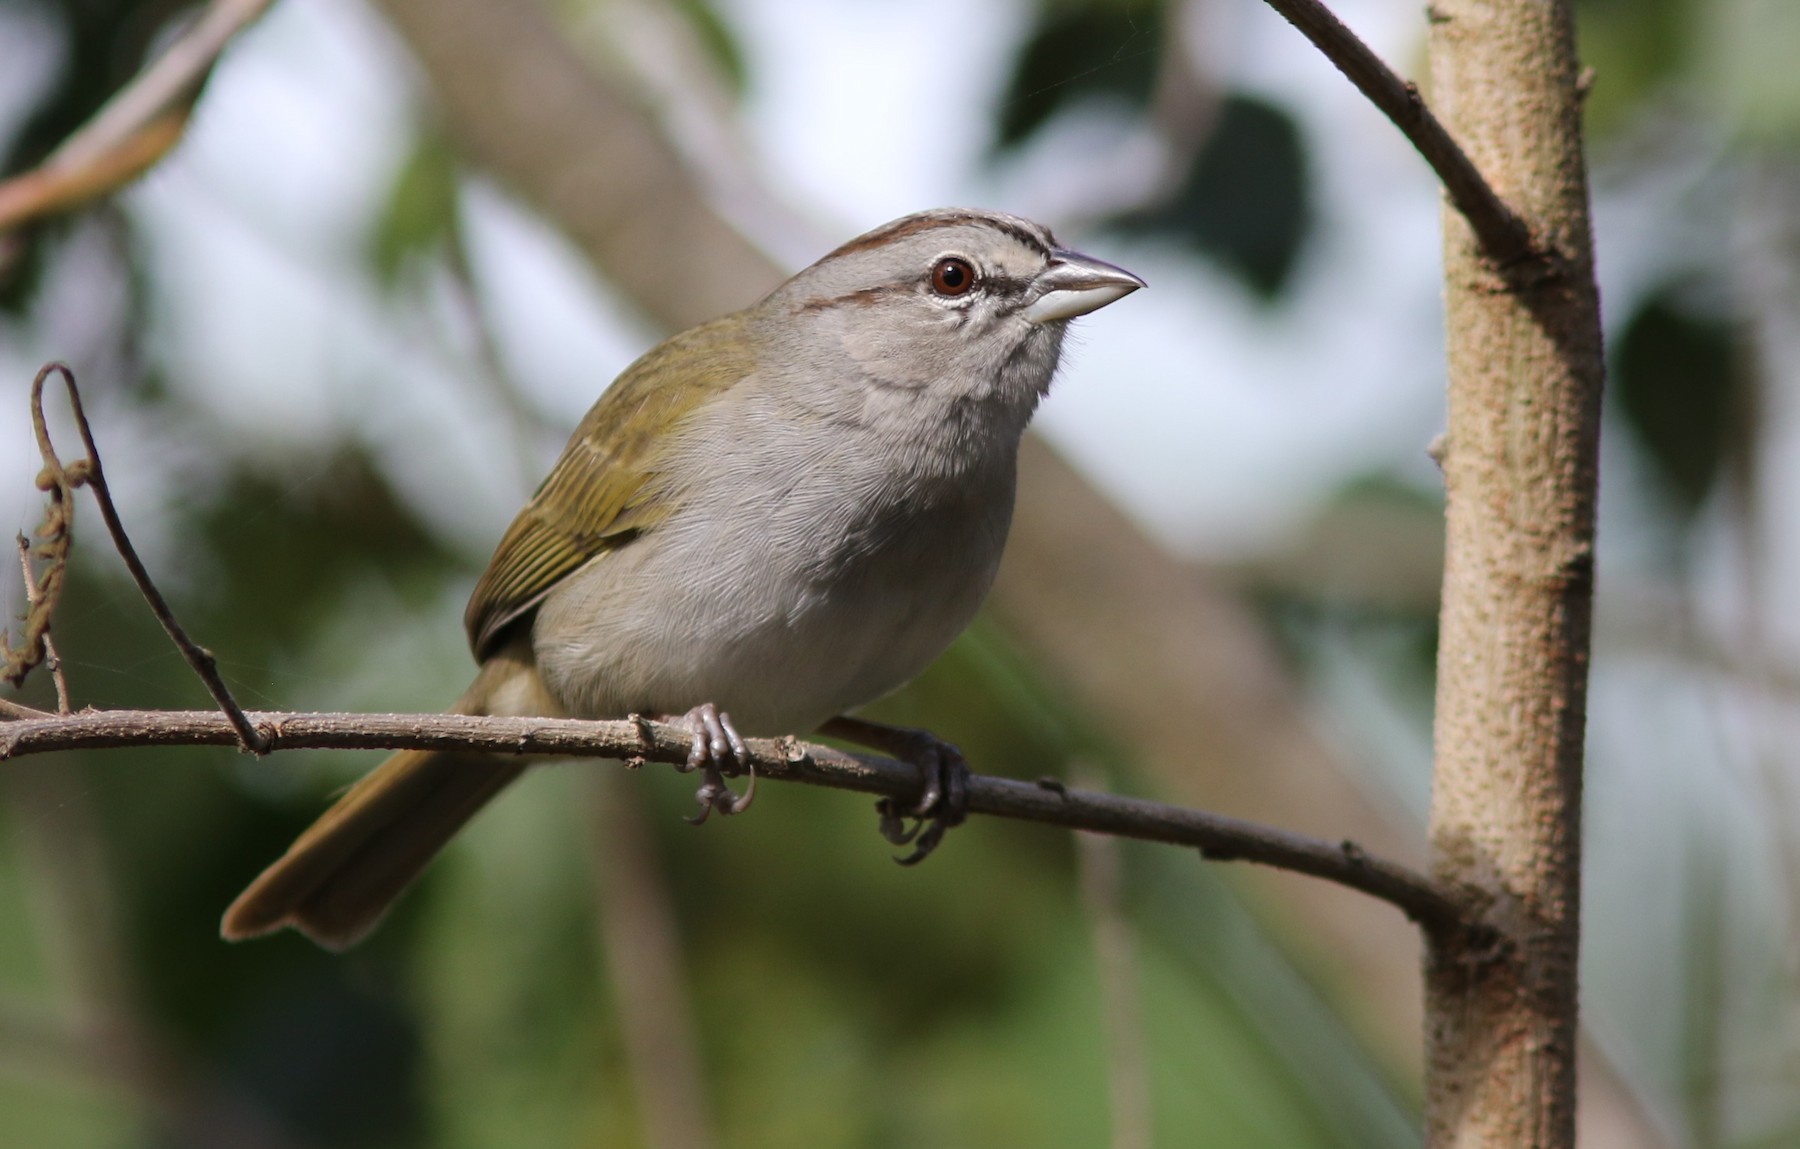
[221, 748, 527, 949]
[223, 642, 557, 950]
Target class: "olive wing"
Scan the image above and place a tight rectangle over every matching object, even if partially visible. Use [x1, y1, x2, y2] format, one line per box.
[463, 315, 755, 659]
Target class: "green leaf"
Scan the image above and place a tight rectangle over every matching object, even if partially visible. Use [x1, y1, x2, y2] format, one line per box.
[188, 446, 461, 663]
[993, 0, 1166, 153]
[1573, 0, 1688, 137]
[1113, 94, 1312, 299]
[671, 0, 748, 98]
[369, 134, 461, 285]
[1612, 282, 1745, 518]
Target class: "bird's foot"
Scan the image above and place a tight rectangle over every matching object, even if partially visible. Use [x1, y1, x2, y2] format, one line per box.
[667, 703, 753, 824]
[819, 716, 969, 865]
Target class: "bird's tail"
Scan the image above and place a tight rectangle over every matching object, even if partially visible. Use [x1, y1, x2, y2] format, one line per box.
[221, 649, 553, 950]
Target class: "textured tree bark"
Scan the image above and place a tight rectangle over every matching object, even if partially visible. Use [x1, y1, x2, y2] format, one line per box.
[1424, 1, 1604, 1145]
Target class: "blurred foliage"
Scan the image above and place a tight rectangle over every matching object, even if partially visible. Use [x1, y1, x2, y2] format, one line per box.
[669, 0, 746, 98]
[1612, 281, 1746, 520]
[0, 559, 434, 1147]
[0, 0, 187, 308]
[991, 0, 1165, 152]
[0, 440, 469, 1146]
[0, 0, 188, 175]
[371, 133, 463, 286]
[1115, 94, 1311, 298]
[0, 556, 1418, 1145]
[186, 448, 463, 663]
[994, 0, 1311, 298]
[1710, 0, 1800, 142]
[1575, 0, 1800, 143]
[1247, 475, 1445, 692]
[2, 0, 1798, 1143]
[1573, 0, 1688, 136]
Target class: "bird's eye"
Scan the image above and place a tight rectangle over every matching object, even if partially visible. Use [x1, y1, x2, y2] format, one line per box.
[930, 257, 976, 297]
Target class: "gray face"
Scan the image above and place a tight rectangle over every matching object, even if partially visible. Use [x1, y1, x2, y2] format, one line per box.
[757, 209, 1137, 413]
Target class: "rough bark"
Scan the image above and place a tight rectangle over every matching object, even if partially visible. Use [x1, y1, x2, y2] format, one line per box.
[1424, 1, 1604, 1145]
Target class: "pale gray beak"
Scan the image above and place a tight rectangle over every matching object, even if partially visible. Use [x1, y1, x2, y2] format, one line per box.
[1021, 249, 1146, 324]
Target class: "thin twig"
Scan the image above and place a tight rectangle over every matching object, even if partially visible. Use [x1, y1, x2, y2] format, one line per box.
[0, 706, 1465, 933]
[29, 365, 268, 753]
[15, 535, 70, 712]
[0, 0, 274, 233]
[1257, 0, 1539, 270]
[0, 697, 51, 720]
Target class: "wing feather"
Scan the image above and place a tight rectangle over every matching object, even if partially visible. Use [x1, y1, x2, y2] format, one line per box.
[464, 314, 755, 658]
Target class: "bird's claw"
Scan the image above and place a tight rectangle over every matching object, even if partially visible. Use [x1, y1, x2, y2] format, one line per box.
[669, 703, 753, 825]
[870, 730, 968, 865]
[689, 766, 754, 824]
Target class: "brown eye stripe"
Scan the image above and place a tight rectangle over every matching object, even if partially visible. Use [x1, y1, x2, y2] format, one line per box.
[795, 284, 907, 312]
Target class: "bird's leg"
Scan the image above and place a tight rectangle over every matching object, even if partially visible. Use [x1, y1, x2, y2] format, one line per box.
[818, 715, 969, 864]
[665, 703, 753, 824]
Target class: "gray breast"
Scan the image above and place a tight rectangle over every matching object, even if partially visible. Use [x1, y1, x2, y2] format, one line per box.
[530, 378, 1024, 733]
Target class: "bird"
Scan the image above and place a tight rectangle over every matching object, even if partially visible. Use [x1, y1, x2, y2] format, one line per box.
[221, 207, 1143, 949]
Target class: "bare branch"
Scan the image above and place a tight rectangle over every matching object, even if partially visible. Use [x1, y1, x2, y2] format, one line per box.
[0, 706, 1463, 933]
[27, 365, 268, 753]
[1257, 0, 1538, 269]
[0, 0, 273, 233]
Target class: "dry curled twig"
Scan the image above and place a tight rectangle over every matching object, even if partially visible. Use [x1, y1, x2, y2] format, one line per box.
[4, 367, 85, 690]
[14, 534, 70, 711]
[7, 364, 268, 752]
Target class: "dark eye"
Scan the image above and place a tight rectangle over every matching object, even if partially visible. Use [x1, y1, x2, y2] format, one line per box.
[930, 257, 976, 297]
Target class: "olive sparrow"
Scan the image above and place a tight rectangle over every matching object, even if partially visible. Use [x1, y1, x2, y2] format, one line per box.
[221, 208, 1143, 949]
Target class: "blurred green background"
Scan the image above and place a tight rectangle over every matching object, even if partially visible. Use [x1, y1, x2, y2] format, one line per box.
[1, 0, 1797, 1145]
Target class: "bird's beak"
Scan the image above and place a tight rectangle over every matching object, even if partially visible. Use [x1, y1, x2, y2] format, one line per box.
[1022, 249, 1146, 324]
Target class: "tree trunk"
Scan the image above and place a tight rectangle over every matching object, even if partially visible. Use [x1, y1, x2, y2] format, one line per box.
[1424, 0, 1604, 1145]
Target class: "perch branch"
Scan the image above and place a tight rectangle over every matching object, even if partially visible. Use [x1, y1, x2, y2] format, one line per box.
[1257, 0, 1538, 269]
[0, 0, 274, 233]
[22, 365, 267, 752]
[0, 706, 1464, 933]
